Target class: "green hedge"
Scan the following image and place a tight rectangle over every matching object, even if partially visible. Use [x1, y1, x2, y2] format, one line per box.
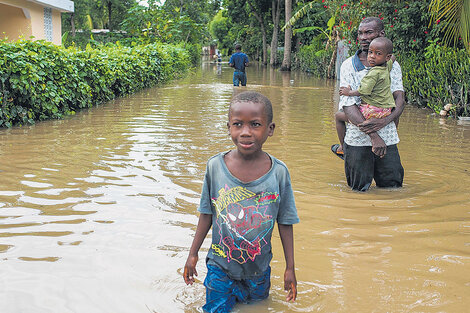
[400, 43, 470, 117]
[292, 35, 332, 77]
[0, 39, 193, 127]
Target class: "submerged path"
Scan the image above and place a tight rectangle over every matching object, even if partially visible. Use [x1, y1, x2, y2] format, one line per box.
[1, 61, 469, 312]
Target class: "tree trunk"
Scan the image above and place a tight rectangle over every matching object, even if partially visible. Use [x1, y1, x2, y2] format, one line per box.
[249, 3, 268, 66]
[281, 0, 292, 71]
[270, 0, 281, 67]
[71, 13, 76, 37]
[327, 31, 340, 79]
[184, 30, 191, 48]
[107, 0, 112, 31]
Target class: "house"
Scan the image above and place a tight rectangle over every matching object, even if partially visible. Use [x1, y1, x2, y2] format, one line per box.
[0, 0, 74, 45]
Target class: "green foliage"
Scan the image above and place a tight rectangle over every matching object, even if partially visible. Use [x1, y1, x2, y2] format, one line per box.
[62, 31, 131, 49]
[222, 0, 271, 60]
[61, 0, 134, 32]
[209, 10, 233, 53]
[429, 0, 470, 53]
[120, 0, 211, 45]
[292, 39, 331, 76]
[364, 1, 444, 58]
[401, 41, 470, 116]
[0, 39, 193, 127]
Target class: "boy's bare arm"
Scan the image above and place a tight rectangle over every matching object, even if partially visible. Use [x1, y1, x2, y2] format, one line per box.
[339, 85, 361, 97]
[278, 224, 297, 302]
[183, 213, 212, 285]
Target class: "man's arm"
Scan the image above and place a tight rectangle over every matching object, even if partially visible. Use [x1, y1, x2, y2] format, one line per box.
[358, 90, 405, 134]
[344, 105, 387, 157]
[278, 224, 297, 302]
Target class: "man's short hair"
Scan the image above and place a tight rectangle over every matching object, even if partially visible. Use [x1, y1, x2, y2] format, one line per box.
[360, 17, 384, 32]
[371, 37, 393, 54]
[230, 91, 273, 123]
[234, 44, 242, 50]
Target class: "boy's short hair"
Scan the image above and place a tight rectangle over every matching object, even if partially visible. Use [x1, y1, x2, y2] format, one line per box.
[230, 91, 273, 123]
[372, 37, 393, 54]
[234, 44, 242, 50]
[360, 17, 384, 32]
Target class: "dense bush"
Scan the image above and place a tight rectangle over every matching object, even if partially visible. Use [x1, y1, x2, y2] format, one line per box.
[62, 31, 132, 49]
[365, 0, 444, 58]
[292, 42, 330, 76]
[0, 39, 193, 127]
[400, 42, 470, 116]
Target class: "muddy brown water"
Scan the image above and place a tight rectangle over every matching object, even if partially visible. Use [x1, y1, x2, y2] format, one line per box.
[1, 61, 469, 313]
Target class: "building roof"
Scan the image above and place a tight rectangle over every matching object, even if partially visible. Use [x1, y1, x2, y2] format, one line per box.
[28, 0, 74, 12]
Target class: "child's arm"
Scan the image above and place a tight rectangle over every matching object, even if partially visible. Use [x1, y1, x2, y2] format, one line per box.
[339, 85, 361, 97]
[183, 213, 212, 285]
[278, 224, 297, 302]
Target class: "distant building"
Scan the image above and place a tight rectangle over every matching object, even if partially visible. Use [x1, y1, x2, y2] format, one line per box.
[0, 0, 74, 45]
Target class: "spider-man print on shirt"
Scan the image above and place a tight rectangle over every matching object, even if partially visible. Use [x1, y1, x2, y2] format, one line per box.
[210, 185, 278, 264]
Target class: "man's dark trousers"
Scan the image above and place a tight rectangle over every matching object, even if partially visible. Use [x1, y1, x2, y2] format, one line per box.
[344, 143, 404, 191]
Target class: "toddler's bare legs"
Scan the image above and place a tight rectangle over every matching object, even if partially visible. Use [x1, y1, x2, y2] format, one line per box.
[335, 111, 348, 153]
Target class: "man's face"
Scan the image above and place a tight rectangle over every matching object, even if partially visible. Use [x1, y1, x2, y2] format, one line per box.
[357, 22, 383, 52]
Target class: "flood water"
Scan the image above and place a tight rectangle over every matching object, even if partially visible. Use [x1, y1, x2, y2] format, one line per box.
[1, 60, 469, 313]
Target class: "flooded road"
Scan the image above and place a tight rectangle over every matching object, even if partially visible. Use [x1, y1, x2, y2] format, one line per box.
[1, 61, 469, 313]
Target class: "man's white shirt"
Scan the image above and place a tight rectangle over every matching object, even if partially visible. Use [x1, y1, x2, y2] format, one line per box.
[338, 51, 404, 146]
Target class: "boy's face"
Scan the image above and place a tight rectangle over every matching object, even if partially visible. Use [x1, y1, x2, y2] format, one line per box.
[367, 40, 391, 67]
[227, 101, 275, 157]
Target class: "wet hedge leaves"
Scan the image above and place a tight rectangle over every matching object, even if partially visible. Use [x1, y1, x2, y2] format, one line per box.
[0, 39, 192, 127]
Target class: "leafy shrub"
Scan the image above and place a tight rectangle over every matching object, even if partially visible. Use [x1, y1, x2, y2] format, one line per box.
[0, 39, 193, 127]
[292, 38, 331, 77]
[400, 42, 470, 116]
[365, 0, 444, 58]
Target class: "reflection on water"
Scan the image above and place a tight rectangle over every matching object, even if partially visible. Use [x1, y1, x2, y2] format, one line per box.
[0, 61, 469, 312]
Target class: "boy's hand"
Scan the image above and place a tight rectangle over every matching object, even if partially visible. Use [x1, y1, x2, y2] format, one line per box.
[183, 254, 198, 285]
[284, 268, 297, 302]
[339, 85, 352, 96]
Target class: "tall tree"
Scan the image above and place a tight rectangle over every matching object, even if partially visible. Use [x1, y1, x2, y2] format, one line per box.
[223, 0, 271, 63]
[247, 0, 270, 65]
[270, 0, 282, 66]
[209, 10, 233, 53]
[281, 0, 292, 71]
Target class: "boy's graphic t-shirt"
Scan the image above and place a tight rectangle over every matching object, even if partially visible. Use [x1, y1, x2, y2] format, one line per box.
[198, 152, 299, 280]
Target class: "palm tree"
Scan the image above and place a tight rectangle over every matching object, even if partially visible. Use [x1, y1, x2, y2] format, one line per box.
[429, 0, 470, 52]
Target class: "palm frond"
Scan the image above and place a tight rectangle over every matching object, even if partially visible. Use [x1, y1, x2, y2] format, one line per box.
[429, 0, 470, 52]
[462, 0, 470, 52]
[281, 1, 318, 31]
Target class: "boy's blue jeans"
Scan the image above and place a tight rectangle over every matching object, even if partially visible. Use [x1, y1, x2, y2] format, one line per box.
[233, 71, 247, 86]
[202, 264, 270, 313]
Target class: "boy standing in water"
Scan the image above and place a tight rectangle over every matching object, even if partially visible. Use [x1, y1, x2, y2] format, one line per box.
[332, 37, 399, 159]
[183, 91, 299, 312]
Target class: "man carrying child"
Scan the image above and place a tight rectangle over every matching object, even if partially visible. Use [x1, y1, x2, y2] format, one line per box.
[332, 17, 405, 191]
